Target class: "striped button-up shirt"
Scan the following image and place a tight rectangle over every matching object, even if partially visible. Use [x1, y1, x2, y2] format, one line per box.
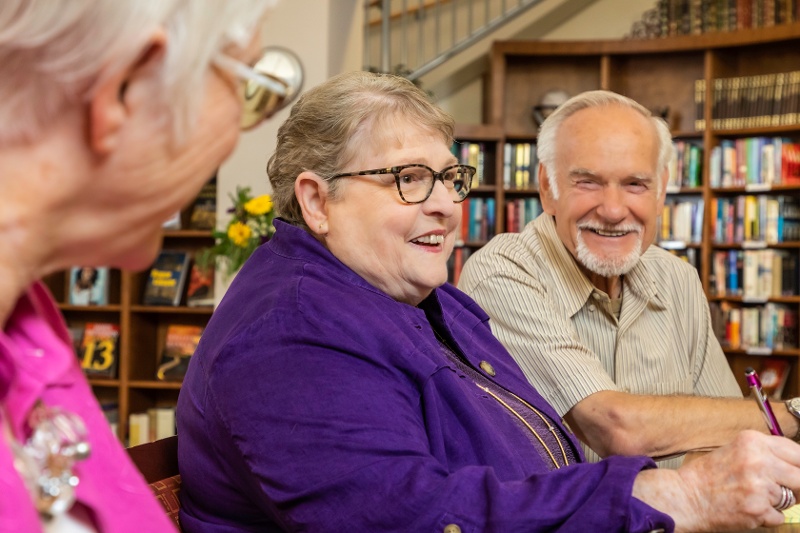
[459, 213, 742, 469]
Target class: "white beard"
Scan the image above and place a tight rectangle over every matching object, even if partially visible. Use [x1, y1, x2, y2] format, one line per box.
[575, 223, 644, 278]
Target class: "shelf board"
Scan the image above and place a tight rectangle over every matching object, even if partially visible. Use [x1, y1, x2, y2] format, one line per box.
[130, 305, 214, 315]
[162, 229, 214, 239]
[711, 123, 800, 137]
[59, 304, 122, 312]
[711, 183, 800, 194]
[709, 295, 800, 304]
[128, 380, 183, 390]
[470, 185, 497, 194]
[712, 241, 800, 249]
[672, 130, 703, 139]
[723, 347, 800, 357]
[504, 188, 540, 195]
[87, 378, 120, 387]
[454, 123, 504, 140]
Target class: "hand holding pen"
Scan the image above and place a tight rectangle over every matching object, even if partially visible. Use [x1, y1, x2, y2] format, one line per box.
[745, 367, 783, 436]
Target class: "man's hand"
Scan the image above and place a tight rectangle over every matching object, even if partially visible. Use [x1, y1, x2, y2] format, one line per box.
[633, 431, 800, 532]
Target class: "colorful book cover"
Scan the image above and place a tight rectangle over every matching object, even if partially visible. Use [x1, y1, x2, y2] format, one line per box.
[142, 250, 191, 306]
[79, 322, 119, 378]
[186, 261, 215, 308]
[156, 325, 204, 381]
[69, 266, 109, 306]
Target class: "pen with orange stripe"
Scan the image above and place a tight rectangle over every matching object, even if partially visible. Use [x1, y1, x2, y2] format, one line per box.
[745, 367, 783, 436]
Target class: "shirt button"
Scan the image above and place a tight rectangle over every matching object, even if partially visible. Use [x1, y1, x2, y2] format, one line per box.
[443, 525, 462, 533]
[588, 304, 596, 312]
[479, 361, 496, 377]
[593, 293, 601, 300]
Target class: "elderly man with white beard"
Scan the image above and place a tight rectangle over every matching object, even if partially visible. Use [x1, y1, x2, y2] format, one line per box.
[459, 90, 800, 469]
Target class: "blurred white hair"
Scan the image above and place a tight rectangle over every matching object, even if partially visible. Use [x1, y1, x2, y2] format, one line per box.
[0, 0, 276, 145]
[536, 90, 674, 199]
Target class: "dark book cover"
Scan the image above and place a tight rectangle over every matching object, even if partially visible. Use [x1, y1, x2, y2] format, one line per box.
[142, 250, 191, 306]
[189, 175, 217, 230]
[156, 325, 204, 381]
[79, 322, 119, 378]
[69, 266, 109, 306]
[186, 261, 215, 307]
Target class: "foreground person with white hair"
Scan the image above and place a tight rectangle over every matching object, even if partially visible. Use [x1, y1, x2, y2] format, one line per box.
[0, 0, 280, 530]
[460, 90, 800, 471]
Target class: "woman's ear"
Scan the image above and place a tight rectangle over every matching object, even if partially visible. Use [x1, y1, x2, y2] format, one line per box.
[295, 171, 331, 235]
[88, 30, 166, 156]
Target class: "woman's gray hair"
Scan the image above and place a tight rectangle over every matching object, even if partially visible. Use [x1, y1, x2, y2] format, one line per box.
[0, 0, 276, 145]
[268, 70, 455, 230]
[537, 90, 674, 199]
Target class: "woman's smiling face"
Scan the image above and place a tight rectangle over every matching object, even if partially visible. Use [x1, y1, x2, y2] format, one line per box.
[322, 116, 461, 306]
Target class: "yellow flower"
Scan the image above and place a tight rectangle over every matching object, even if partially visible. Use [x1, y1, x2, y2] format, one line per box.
[244, 195, 273, 216]
[227, 221, 252, 247]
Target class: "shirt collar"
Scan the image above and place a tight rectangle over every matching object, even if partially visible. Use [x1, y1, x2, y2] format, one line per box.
[0, 282, 75, 436]
[535, 214, 666, 317]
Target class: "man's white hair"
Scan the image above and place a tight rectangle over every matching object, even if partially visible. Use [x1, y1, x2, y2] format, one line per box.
[536, 90, 674, 199]
[0, 0, 276, 145]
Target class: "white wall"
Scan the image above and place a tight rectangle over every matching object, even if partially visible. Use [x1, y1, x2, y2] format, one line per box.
[213, 0, 361, 296]
[217, 0, 362, 206]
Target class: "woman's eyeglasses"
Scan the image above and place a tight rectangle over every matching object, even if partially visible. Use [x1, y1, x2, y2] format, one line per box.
[327, 164, 476, 204]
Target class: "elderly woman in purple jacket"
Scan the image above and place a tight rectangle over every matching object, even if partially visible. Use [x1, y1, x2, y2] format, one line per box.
[177, 70, 800, 532]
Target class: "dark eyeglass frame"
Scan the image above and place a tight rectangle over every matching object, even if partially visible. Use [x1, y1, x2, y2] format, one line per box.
[326, 163, 476, 204]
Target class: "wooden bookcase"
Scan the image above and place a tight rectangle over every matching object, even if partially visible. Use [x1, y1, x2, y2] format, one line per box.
[43, 208, 214, 443]
[454, 23, 800, 398]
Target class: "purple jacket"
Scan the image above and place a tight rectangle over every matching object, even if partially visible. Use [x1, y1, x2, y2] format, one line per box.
[177, 220, 673, 532]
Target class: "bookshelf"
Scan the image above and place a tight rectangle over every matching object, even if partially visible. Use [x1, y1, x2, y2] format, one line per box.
[43, 203, 214, 443]
[453, 23, 800, 398]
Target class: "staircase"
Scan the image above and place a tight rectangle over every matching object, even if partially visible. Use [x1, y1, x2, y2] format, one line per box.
[364, 0, 547, 80]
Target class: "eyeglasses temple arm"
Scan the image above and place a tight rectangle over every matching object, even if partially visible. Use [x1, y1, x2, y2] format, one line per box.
[213, 54, 288, 97]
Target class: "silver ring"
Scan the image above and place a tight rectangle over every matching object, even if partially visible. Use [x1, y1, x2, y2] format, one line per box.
[776, 486, 797, 511]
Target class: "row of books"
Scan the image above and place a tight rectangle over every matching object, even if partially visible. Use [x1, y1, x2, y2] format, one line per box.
[659, 197, 704, 244]
[69, 322, 203, 382]
[142, 250, 214, 307]
[656, 0, 800, 38]
[505, 198, 543, 233]
[503, 142, 539, 190]
[69, 251, 215, 309]
[447, 247, 473, 286]
[710, 300, 799, 351]
[664, 247, 701, 270]
[710, 248, 799, 298]
[709, 137, 800, 187]
[458, 197, 496, 243]
[129, 407, 177, 447]
[710, 195, 800, 243]
[695, 72, 800, 131]
[667, 141, 703, 190]
[162, 175, 217, 231]
[452, 141, 485, 188]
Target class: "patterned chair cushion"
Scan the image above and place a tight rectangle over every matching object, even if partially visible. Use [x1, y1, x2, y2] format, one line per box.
[149, 474, 182, 530]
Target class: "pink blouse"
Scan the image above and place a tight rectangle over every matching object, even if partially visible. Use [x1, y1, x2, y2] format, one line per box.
[0, 282, 174, 533]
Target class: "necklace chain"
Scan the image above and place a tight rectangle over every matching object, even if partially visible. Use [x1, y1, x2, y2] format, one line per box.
[432, 329, 569, 469]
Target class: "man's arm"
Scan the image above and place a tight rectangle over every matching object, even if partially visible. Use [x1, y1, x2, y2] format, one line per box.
[460, 254, 800, 460]
[566, 390, 800, 459]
